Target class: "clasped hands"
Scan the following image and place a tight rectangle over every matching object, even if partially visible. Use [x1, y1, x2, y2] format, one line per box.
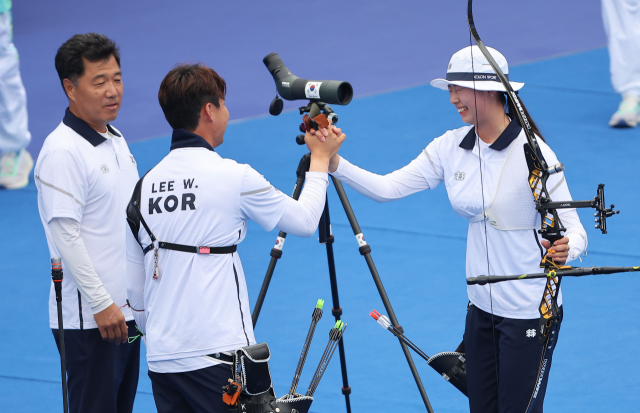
[304, 118, 345, 173]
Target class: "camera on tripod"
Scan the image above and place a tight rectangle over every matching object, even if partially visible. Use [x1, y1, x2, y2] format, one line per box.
[263, 52, 353, 144]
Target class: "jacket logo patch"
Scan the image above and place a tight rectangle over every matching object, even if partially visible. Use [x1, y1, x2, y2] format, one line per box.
[101, 164, 109, 173]
[130, 155, 136, 165]
[454, 171, 465, 181]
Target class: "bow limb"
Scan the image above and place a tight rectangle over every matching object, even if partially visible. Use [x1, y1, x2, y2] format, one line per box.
[467, 0, 547, 170]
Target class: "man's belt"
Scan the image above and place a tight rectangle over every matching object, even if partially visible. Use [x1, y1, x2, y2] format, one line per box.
[143, 242, 237, 255]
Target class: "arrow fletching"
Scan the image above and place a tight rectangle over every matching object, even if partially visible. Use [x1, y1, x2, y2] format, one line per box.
[370, 309, 392, 330]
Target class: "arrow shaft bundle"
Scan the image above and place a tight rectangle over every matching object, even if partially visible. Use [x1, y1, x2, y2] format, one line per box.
[289, 305, 323, 395]
[306, 324, 346, 397]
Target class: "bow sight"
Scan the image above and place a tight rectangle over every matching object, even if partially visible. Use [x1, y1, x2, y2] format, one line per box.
[536, 183, 619, 235]
[263, 52, 353, 145]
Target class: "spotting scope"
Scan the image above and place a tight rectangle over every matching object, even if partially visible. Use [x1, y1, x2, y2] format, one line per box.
[263, 52, 353, 106]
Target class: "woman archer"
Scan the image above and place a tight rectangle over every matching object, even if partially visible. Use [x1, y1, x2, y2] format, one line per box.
[308, 45, 587, 413]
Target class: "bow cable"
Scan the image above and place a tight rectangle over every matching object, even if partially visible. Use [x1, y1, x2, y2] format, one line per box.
[468, 30, 500, 391]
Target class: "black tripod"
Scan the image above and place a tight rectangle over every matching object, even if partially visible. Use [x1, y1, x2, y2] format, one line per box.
[252, 148, 435, 413]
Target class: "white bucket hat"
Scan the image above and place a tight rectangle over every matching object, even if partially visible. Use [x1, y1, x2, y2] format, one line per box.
[430, 45, 524, 92]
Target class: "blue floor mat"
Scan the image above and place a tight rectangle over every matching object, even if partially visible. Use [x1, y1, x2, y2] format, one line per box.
[1, 44, 638, 413]
[12, 0, 607, 156]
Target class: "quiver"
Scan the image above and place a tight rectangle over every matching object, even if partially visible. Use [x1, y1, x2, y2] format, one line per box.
[230, 343, 278, 413]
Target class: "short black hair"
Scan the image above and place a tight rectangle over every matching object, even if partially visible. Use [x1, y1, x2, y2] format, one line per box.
[55, 33, 120, 96]
[158, 63, 227, 131]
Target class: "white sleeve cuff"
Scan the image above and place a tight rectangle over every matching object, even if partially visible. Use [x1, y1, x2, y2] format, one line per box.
[330, 156, 350, 180]
[565, 229, 588, 264]
[305, 171, 329, 182]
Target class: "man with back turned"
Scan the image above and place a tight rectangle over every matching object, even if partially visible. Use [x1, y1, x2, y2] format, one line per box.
[125, 63, 345, 412]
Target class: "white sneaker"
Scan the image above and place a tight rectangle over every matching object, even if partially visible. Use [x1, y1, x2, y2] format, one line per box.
[609, 94, 640, 128]
[0, 149, 34, 189]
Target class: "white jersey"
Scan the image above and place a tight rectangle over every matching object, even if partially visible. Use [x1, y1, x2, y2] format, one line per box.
[332, 119, 587, 319]
[125, 128, 328, 373]
[35, 109, 139, 329]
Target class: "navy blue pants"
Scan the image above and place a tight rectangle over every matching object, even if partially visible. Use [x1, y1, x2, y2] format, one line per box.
[149, 364, 233, 413]
[464, 304, 563, 413]
[52, 320, 140, 413]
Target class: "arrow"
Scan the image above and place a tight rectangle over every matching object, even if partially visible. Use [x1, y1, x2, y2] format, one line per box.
[306, 320, 347, 397]
[289, 299, 324, 396]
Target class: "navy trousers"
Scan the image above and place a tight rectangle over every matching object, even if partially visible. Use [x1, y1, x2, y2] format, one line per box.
[464, 304, 563, 413]
[52, 320, 140, 413]
[149, 364, 233, 413]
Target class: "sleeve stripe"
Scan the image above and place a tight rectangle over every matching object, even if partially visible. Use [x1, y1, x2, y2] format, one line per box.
[35, 175, 85, 207]
[422, 149, 438, 174]
[548, 176, 565, 196]
[240, 186, 273, 196]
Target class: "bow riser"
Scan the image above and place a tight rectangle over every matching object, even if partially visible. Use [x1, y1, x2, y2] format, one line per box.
[524, 145, 566, 266]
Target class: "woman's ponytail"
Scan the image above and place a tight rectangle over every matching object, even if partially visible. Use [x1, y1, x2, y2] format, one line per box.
[499, 93, 544, 142]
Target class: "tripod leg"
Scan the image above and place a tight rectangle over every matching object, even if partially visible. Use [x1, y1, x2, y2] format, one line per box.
[319, 199, 352, 413]
[252, 230, 287, 328]
[331, 177, 435, 413]
[252, 154, 311, 328]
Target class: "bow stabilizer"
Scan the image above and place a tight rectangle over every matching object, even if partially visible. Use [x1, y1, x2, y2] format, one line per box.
[467, 266, 640, 285]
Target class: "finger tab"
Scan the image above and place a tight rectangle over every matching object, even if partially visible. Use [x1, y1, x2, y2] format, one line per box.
[313, 114, 329, 129]
[302, 114, 312, 132]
